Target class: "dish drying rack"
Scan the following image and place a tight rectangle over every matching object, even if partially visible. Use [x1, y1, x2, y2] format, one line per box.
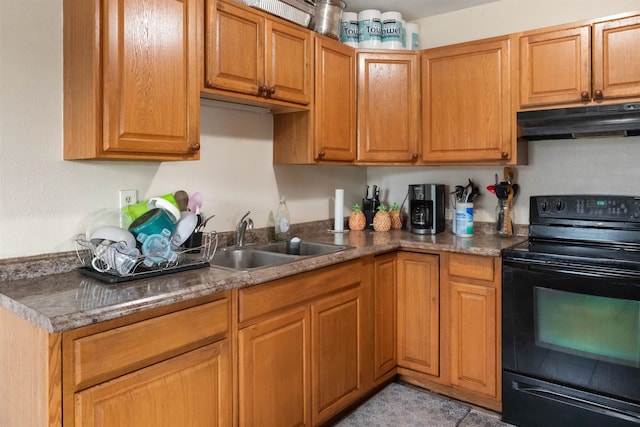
[75, 231, 218, 284]
[239, 0, 315, 27]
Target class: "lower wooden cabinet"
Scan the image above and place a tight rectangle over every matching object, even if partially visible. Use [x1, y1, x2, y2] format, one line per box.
[237, 259, 371, 426]
[238, 308, 309, 427]
[373, 253, 398, 381]
[75, 342, 229, 427]
[63, 294, 232, 427]
[396, 251, 440, 376]
[396, 251, 502, 412]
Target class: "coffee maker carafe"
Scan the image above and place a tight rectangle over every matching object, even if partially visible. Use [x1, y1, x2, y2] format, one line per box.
[408, 184, 445, 234]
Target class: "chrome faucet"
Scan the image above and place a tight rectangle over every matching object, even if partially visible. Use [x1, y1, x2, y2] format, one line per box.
[236, 211, 253, 247]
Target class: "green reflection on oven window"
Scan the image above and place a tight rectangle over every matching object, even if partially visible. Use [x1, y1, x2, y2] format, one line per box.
[535, 287, 640, 367]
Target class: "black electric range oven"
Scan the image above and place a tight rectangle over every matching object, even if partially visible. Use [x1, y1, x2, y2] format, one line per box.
[502, 195, 640, 427]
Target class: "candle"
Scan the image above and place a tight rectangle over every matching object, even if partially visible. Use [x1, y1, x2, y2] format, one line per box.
[334, 189, 344, 231]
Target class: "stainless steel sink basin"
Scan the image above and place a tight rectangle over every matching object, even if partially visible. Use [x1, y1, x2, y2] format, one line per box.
[210, 248, 297, 271]
[253, 241, 349, 256]
[209, 241, 350, 271]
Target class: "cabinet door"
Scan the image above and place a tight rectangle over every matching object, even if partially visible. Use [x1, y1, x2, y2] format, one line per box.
[373, 253, 397, 380]
[518, 26, 591, 108]
[421, 37, 513, 163]
[102, 0, 200, 157]
[204, 0, 264, 97]
[266, 20, 312, 105]
[396, 252, 439, 376]
[238, 308, 310, 427]
[314, 37, 356, 162]
[449, 281, 497, 398]
[311, 287, 363, 425]
[593, 15, 640, 100]
[357, 52, 420, 163]
[75, 342, 230, 427]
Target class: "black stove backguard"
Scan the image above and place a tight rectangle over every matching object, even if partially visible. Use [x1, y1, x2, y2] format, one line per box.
[501, 195, 640, 427]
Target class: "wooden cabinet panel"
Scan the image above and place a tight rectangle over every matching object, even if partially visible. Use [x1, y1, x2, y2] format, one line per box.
[373, 253, 397, 380]
[273, 35, 356, 164]
[204, 0, 264, 96]
[449, 282, 497, 397]
[357, 52, 420, 163]
[238, 308, 310, 427]
[267, 20, 313, 104]
[64, 0, 200, 160]
[76, 342, 230, 427]
[71, 298, 229, 390]
[518, 13, 640, 109]
[593, 14, 640, 100]
[204, 0, 311, 106]
[397, 252, 439, 376]
[312, 288, 362, 424]
[421, 37, 514, 163]
[314, 37, 356, 162]
[238, 260, 361, 324]
[519, 26, 591, 108]
[448, 253, 495, 282]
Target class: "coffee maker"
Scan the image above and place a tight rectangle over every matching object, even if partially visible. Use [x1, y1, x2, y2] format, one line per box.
[408, 184, 445, 234]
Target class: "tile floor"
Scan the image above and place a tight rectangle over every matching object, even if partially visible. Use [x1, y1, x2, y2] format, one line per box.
[334, 382, 515, 427]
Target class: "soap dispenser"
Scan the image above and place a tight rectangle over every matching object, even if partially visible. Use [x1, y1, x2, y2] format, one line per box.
[274, 196, 291, 241]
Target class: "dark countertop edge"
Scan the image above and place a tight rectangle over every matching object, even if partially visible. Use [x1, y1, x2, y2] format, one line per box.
[1, 229, 528, 333]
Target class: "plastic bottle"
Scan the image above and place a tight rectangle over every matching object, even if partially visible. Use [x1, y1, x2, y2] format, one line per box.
[274, 196, 291, 241]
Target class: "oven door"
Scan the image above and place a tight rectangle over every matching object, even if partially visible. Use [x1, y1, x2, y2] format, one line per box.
[503, 257, 640, 404]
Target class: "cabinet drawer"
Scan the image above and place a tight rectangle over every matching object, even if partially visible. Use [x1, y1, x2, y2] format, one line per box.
[71, 298, 229, 390]
[448, 254, 495, 282]
[239, 260, 362, 325]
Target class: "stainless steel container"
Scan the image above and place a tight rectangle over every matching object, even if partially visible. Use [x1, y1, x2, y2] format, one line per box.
[310, 0, 345, 40]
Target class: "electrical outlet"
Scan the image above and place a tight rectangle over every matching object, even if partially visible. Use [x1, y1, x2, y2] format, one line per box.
[119, 190, 137, 209]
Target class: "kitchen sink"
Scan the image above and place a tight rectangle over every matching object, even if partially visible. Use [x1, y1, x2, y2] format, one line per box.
[252, 241, 349, 256]
[209, 241, 350, 271]
[209, 248, 297, 271]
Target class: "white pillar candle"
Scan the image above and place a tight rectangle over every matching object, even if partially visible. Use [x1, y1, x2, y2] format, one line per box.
[334, 189, 344, 231]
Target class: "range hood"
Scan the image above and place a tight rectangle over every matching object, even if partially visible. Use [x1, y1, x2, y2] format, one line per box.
[517, 102, 640, 140]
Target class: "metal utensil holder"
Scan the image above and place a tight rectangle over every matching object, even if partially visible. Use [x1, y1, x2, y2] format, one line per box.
[75, 231, 218, 280]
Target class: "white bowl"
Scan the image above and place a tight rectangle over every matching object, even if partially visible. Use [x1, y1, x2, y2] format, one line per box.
[171, 211, 198, 246]
[89, 226, 136, 249]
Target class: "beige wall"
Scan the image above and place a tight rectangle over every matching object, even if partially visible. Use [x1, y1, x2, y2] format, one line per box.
[1, 0, 639, 258]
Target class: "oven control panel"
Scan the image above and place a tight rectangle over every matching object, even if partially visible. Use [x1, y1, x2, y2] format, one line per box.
[532, 195, 640, 222]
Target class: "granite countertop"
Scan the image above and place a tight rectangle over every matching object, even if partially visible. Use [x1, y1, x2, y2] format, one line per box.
[0, 227, 526, 334]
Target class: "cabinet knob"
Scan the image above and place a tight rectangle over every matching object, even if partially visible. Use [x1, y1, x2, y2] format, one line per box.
[317, 150, 326, 159]
[501, 151, 509, 159]
[594, 89, 603, 99]
[189, 143, 201, 152]
[258, 85, 268, 96]
[267, 87, 276, 98]
[580, 91, 590, 101]
[411, 152, 419, 162]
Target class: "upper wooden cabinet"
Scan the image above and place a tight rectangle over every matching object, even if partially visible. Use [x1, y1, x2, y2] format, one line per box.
[63, 0, 201, 161]
[273, 35, 356, 164]
[203, 0, 312, 108]
[421, 37, 516, 164]
[518, 13, 640, 109]
[357, 51, 421, 164]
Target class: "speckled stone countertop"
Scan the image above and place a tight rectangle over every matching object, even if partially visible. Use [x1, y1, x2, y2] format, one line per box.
[0, 222, 526, 334]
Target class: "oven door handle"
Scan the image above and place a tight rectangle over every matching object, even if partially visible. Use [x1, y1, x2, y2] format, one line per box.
[514, 383, 640, 424]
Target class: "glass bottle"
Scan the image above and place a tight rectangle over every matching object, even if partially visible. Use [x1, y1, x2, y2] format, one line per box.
[274, 196, 291, 241]
[496, 199, 514, 237]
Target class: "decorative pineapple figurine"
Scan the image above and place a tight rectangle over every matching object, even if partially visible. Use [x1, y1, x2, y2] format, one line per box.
[348, 203, 366, 231]
[373, 204, 391, 232]
[389, 203, 403, 230]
